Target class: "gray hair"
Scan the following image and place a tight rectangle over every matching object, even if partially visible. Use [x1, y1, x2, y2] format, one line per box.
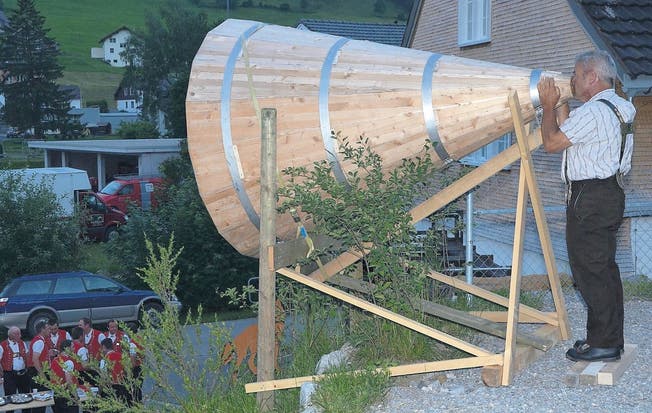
[575, 50, 618, 85]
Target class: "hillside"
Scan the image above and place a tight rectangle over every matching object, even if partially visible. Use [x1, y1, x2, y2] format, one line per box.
[4, 0, 413, 108]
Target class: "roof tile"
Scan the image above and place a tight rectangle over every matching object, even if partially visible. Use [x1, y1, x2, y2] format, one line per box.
[576, 0, 652, 78]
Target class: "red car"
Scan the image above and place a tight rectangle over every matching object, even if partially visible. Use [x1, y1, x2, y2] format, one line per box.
[96, 176, 165, 214]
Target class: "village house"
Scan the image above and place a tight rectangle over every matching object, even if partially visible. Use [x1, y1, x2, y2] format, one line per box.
[90, 26, 133, 67]
[403, 0, 652, 278]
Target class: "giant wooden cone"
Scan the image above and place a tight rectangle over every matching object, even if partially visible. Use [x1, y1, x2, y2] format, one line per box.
[186, 19, 572, 257]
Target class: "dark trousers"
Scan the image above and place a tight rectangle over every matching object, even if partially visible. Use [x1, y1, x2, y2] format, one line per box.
[566, 176, 625, 348]
[132, 364, 143, 403]
[53, 395, 78, 413]
[3, 369, 31, 413]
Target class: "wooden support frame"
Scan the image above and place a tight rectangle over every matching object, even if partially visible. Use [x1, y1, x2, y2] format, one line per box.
[248, 91, 569, 393]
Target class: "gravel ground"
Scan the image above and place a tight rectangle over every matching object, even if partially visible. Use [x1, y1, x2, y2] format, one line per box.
[367, 293, 652, 413]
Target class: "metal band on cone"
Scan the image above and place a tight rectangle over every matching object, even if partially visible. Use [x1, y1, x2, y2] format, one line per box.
[319, 37, 350, 184]
[421, 53, 450, 163]
[529, 69, 543, 108]
[222, 22, 266, 230]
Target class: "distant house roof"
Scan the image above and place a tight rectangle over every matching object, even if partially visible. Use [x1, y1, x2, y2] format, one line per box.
[98, 26, 131, 44]
[296, 19, 406, 46]
[59, 84, 81, 100]
[567, 0, 652, 96]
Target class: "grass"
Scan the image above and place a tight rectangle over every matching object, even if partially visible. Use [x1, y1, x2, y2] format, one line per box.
[623, 275, 652, 300]
[4, 0, 411, 107]
[0, 138, 45, 169]
[311, 367, 390, 413]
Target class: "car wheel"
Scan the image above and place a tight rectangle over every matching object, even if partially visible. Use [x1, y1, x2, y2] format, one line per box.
[140, 302, 164, 327]
[104, 226, 119, 242]
[27, 311, 55, 338]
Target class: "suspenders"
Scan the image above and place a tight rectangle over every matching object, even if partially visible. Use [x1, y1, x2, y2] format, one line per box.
[597, 98, 634, 189]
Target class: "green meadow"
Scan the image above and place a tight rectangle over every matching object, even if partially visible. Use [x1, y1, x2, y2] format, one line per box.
[4, 0, 409, 107]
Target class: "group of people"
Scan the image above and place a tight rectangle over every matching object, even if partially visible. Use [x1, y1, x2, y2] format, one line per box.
[0, 318, 143, 413]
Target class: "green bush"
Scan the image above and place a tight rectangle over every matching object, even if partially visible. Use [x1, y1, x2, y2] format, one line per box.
[278, 136, 451, 366]
[0, 172, 84, 283]
[116, 121, 159, 139]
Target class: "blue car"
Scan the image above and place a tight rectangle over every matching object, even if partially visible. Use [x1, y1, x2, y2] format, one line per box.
[0, 271, 181, 336]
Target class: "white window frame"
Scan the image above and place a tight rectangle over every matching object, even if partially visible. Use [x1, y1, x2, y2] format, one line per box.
[458, 0, 491, 47]
[461, 132, 512, 167]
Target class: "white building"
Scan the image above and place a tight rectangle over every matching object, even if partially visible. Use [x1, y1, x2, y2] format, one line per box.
[91, 26, 132, 68]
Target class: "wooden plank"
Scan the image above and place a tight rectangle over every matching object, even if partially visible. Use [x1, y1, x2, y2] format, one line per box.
[469, 311, 555, 324]
[331, 275, 553, 351]
[245, 354, 504, 393]
[277, 267, 494, 357]
[257, 108, 277, 411]
[409, 129, 542, 224]
[481, 324, 560, 387]
[427, 270, 559, 325]
[501, 92, 531, 385]
[564, 344, 637, 386]
[271, 235, 342, 270]
[308, 246, 370, 281]
[597, 344, 638, 385]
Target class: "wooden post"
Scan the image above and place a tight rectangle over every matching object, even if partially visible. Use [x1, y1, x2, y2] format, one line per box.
[501, 91, 530, 385]
[257, 108, 277, 411]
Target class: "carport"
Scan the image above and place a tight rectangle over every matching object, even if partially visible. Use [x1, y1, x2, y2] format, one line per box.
[28, 139, 182, 190]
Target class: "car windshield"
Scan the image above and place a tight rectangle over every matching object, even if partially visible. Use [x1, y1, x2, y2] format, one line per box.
[100, 181, 122, 195]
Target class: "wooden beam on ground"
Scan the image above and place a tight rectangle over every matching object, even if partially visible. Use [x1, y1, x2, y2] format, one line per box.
[245, 354, 504, 393]
[481, 324, 560, 387]
[565, 344, 638, 386]
[331, 275, 553, 351]
[427, 270, 558, 325]
[450, 273, 573, 292]
[277, 267, 493, 357]
[469, 311, 555, 324]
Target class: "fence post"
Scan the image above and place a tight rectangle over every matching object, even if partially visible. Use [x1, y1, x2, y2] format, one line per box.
[465, 191, 474, 303]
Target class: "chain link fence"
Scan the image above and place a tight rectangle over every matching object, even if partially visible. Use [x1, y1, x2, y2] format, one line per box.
[414, 193, 652, 303]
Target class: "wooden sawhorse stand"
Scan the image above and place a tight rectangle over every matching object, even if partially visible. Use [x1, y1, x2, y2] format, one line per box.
[246, 91, 571, 395]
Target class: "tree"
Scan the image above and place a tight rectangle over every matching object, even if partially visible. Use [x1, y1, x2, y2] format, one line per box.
[0, 172, 83, 284]
[121, 2, 217, 137]
[116, 120, 159, 139]
[109, 154, 258, 310]
[0, 0, 71, 138]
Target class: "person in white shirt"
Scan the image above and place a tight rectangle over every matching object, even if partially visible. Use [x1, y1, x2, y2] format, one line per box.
[538, 50, 636, 363]
[0, 326, 30, 412]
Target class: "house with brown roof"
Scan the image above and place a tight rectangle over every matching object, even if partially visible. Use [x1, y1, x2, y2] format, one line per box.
[403, 0, 652, 278]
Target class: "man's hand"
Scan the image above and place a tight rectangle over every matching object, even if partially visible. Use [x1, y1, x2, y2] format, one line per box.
[537, 77, 571, 153]
[538, 77, 561, 109]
